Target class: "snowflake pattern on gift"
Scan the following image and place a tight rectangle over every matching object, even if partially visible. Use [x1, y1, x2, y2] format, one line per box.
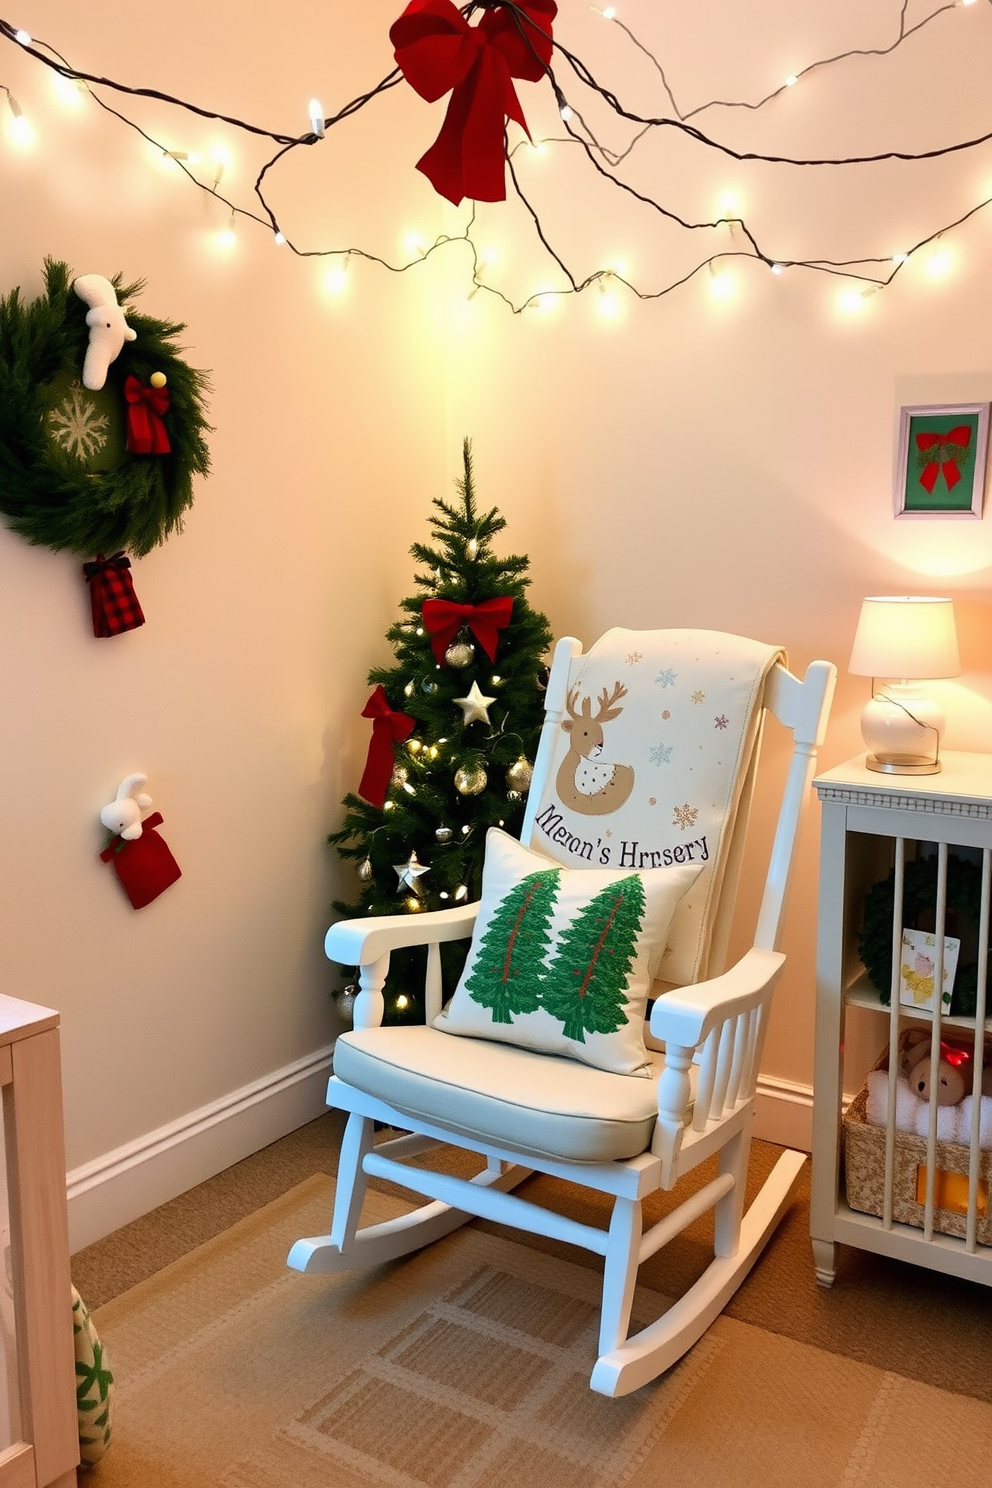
[715, 714, 729, 730]
[655, 667, 677, 688]
[691, 689, 705, 704]
[47, 382, 110, 461]
[649, 742, 673, 766]
[673, 802, 698, 831]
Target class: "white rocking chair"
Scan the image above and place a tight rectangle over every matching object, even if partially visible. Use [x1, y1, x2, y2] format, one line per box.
[289, 629, 835, 1397]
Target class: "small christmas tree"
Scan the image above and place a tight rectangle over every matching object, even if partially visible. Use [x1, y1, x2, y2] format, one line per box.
[330, 440, 553, 1021]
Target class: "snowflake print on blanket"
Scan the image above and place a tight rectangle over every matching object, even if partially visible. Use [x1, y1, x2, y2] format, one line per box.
[48, 382, 110, 461]
[625, 651, 643, 665]
[655, 667, 678, 688]
[649, 743, 673, 765]
[673, 802, 698, 830]
[691, 689, 705, 704]
[715, 715, 729, 730]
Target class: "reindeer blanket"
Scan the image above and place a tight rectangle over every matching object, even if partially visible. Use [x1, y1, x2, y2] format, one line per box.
[529, 628, 785, 987]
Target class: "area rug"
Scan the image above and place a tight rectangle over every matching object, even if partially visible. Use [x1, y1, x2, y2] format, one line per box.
[91, 1174, 992, 1488]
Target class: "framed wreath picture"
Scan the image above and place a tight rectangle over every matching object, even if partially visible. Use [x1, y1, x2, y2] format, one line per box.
[894, 402, 990, 519]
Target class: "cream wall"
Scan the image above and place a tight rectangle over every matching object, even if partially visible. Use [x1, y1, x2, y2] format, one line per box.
[1, 1, 991, 1236]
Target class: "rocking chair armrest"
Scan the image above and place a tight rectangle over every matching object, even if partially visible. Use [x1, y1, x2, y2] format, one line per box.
[649, 946, 786, 1051]
[325, 902, 481, 967]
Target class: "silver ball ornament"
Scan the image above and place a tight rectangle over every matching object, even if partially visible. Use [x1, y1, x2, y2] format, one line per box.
[455, 764, 488, 796]
[444, 640, 475, 669]
[358, 857, 373, 882]
[435, 825, 453, 842]
[506, 757, 534, 792]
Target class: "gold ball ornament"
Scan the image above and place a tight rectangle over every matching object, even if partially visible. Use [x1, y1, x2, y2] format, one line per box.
[391, 764, 409, 787]
[444, 640, 475, 668]
[506, 757, 534, 792]
[455, 764, 488, 796]
[149, 371, 168, 388]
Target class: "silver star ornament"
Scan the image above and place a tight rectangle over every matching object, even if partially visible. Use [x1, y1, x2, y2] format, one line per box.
[393, 850, 430, 896]
[453, 680, 496, 726]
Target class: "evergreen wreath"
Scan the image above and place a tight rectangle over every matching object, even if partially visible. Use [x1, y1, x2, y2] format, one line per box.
[0, 258, 210, 557]
[858, 852, 990, 1019]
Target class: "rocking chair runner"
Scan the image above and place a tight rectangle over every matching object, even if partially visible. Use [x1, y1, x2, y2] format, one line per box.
[290, 629, 835, 1397]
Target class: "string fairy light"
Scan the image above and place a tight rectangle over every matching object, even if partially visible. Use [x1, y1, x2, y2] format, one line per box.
[1, 2, 991, 314]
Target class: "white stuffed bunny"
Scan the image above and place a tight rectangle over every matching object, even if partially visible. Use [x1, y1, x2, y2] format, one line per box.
[73, 274, 137, 390]
[100, 773, 153, 841]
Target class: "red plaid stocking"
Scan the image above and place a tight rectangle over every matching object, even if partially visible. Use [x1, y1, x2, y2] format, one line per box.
[83, 553, 145, 638]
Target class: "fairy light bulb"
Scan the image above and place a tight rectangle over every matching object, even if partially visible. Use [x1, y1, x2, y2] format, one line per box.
[708, 264, 735, 301]
[217, 210, 237, 248]
[927, 243, 953, 278]
[785, 74, 798, 87]
[308, 97, 325, 138]
[404, 231, 428, 258]
[770, 263, 784, 275]
[600, 6, 616, 19]
[837, 285, 869, 314]
[273, 231, 286, 245]
[51, 72, 85, 107]
[560, 103, 573, 122]
[325, 258, 350, 295]
[14, 28, 31, 45]
[5, 94, 33, 146]
[892, 252, 909, 265]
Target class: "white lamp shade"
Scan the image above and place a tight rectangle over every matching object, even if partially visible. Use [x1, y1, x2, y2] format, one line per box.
[849, 596, 960, 680]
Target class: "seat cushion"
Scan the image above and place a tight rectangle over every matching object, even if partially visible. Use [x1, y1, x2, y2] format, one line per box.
[332, 1025, 664, 1163]
[434, 828, 700, 1076]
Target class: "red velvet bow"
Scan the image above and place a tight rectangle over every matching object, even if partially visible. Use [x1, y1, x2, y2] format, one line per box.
[124, 375, 171, 456]
[915, 425, 971, 494]
[359, 686, 416, 808]
[390, 0, 556, 205]
[422, 596, 514, 665]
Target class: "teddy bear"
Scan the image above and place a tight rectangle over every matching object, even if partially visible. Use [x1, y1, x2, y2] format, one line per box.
[898, 1029, 992, 1105]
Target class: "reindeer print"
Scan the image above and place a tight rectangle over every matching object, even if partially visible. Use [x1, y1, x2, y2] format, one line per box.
[556, 682, 636, 816]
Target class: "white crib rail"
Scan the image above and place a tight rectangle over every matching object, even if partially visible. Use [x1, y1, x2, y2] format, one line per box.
[881, 840, 991, 1254]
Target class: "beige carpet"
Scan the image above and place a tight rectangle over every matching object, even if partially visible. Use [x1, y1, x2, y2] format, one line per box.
[91, 1174, 992, 1488]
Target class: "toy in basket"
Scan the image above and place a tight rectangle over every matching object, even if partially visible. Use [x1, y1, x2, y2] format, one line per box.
[844, 1028, 992, 1243]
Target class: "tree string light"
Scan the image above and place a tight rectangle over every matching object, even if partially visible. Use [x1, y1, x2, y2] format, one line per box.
[2, 2, 991, 313]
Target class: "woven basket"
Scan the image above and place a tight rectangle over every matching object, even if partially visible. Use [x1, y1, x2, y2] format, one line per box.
[843, 1045, 992, 1246]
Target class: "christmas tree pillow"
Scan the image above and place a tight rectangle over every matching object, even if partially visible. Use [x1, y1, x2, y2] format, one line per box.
[435, 828, 701, 1076]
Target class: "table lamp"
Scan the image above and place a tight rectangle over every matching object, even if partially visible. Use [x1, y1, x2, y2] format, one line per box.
[849, 596, 960, 775]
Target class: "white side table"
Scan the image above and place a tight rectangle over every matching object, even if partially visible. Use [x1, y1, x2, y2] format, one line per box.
[811, 751, 992, 1289]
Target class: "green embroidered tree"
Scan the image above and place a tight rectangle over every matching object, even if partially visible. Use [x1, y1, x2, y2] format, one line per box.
[465, 868, 560, 1023]
[541, 876, 645, 1042]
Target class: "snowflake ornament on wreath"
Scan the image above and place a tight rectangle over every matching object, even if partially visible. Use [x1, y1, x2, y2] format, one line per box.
[0, 259, 211, 635]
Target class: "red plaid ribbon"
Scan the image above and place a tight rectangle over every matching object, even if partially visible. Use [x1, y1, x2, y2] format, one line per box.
[83, 553, 146, 638]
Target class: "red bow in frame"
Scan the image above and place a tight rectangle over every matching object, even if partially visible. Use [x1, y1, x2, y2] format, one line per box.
[359, 686, 416, 808]
[421, 596, 514, 665]
[124, 375, 171, 456]
[915, 425, 971, 494]
[390, 0, 557, 206]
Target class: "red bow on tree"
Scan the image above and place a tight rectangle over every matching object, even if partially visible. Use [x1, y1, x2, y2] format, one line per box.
[390, 0, 557, 206]
[359, 686, 416, 808]
[915, 426, 971, 494]
[421, 596, 514, 664]
[124, 375, 171, 456]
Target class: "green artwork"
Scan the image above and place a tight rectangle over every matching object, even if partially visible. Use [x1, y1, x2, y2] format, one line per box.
[542, 875, 644, 1042]
[901, 411, 979, 513]
[465, 868, 559, 1023]
[44, 366, 126, 473]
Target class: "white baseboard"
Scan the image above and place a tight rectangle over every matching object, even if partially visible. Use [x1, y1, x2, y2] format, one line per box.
[67, 1045, 334, 1253]
[66, 1057, 817, 1253]
[753, 1074, 814, 1152]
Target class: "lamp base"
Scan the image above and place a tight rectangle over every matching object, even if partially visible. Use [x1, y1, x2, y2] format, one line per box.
[865, 753, 942, 776]
[860, 683, 944, 778]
